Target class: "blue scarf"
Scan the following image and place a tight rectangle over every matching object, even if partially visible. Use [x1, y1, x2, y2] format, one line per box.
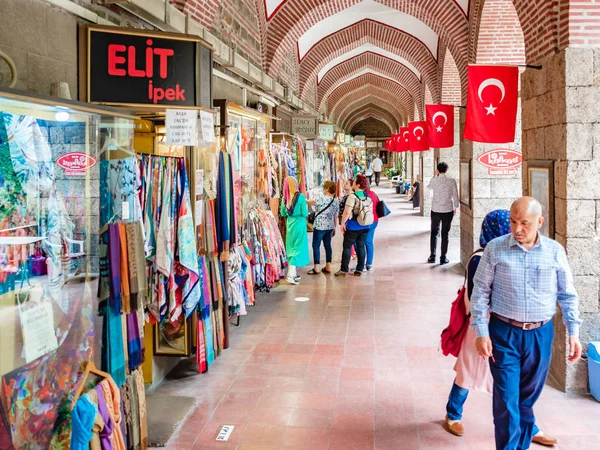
[70, 396, 97, 450]
[480, 209, 511, 248]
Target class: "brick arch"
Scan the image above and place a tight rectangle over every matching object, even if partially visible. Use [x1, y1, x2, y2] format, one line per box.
[469, 0, 550, 64]
[298, 21, 438, 103]
[316, 52, 422, 113]
[327, 74, 414, 121]
[338, 98, 402, 130]
[439, 45, 463, 105]
[264, 0, 469, 89]
[351, 117, 393, 138]
[347, 110, 397, 136]
[343, 104, 400, 133]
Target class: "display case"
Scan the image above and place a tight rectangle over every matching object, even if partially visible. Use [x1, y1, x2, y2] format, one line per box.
[0, 87, 136, 448]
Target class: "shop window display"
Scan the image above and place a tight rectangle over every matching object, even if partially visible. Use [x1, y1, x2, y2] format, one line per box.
[0, 92, 136, 448]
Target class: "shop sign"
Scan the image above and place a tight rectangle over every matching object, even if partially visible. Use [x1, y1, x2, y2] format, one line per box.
[477, 148, 522, 175]
[274, 107, 292, 134]
[82, 25, 213, 108]
[292, 116, 318, 138]
[56, 152, 97, 176]
[366, 141, 377, 148]
[166, 109, 198, 145]
[345, 134, 352, 144]
[318, 124, 335, 142]
[355, 140, 365, 148]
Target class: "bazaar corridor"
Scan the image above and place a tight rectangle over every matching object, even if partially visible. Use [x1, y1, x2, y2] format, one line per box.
[160, 188, 599, 450]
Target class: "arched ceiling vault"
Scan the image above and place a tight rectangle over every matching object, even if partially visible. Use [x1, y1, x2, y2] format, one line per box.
[316, 52, 422, 113]
[342, 103, 401, 132]
[348, 113, 395, 136]
[327, 74, 414, 122]
[339, 100, 401, 130]
[258, 0, 471, 131]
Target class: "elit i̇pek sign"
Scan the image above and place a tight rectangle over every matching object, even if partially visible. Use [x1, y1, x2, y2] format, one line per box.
[79, 25, 213, 109]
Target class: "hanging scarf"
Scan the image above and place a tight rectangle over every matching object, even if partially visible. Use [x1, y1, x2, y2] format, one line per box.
[94, 384, 115, 450]
[70, 396, 97, 450]
[216, 151, 231, 256]
[176, 159, 201, 317]
[108, 224, 122, 313]
[118, 223, 131, 314]
[98, 379, 126, 450]
[125, 223, 139, 311]
[126, 312, 142, 371]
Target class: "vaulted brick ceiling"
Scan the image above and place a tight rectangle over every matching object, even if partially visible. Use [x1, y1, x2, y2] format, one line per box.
[261, 0, 471, 134]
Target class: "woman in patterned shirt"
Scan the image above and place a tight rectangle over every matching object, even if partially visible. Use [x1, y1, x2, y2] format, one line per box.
[306, 181, 339, 275]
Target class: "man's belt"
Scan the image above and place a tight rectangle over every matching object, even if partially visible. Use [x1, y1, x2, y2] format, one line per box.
[492, 313, 550, 331]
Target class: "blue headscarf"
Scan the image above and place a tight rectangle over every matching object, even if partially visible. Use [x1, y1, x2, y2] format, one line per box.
[479, 209, 511, 248]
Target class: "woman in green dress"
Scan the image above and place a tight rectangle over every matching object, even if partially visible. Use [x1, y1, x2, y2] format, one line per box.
[280, 176, 310, 285]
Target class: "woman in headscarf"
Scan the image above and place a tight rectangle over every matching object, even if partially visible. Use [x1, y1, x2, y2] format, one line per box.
[444, 210, 556, 447]
[280, 176, 310, 285]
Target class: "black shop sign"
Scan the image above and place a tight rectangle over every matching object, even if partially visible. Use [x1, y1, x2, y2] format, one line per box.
[80, 25, 213, 109]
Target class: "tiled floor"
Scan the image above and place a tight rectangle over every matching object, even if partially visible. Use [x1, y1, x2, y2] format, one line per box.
[158, 187, 600, 450]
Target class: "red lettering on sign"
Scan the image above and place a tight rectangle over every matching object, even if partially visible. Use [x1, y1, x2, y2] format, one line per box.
[108, 44, 126, 76]
[477, 149, 522, 175]
[153, 48, 175, 79]
[147, 81, 186, 104]
[56, 152, 97, 176]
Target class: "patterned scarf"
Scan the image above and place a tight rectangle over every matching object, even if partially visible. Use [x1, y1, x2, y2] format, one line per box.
[480, 209, 511, 248]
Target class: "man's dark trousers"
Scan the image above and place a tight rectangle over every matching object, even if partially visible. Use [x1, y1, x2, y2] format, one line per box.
[489, 315, 553, 450]
[374, 171, 381, 186]
[430, 211, 454, 259]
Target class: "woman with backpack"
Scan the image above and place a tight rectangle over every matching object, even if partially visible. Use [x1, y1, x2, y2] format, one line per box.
[335, 174, 373, 277]
[280, 176, 310, 285]
[306, 181, 339, 275]
[444, 209, 556, 447]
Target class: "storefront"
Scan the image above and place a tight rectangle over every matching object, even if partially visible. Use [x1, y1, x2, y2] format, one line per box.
[0, 86, 139, 449]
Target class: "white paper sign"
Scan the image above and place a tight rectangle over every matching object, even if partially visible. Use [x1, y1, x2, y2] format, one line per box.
[199, 111, 215, 143]
[20, 302, 58, 363]
[196, 170, 204, 195]
[166, 109, 198, 146]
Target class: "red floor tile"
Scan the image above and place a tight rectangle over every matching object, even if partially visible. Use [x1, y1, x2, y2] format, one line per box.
[285, 427, 331, 450]
[290, 408, 334, 428]
[297, 392, 337, 410]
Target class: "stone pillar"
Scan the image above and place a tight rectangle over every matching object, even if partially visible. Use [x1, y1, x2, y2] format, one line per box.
[420, 150, 434, 217]
[438, 114, 461, 237]
[460, 106, 523, 266]
[522, 48, 600, 392]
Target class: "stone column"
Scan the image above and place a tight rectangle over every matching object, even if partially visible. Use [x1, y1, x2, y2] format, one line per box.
[420, 150, 434, 217]
[459, 106, 523, 266]
[522, 48, 600, 392]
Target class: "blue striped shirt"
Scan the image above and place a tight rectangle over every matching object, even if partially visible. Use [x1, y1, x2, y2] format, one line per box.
[471, 233, 582, 338]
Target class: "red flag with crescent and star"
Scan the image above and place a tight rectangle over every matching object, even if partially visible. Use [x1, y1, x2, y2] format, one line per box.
[464, 65, 519, 143]
[408, 121, 429, 151]
[399, 127, 410, 152]
[426, 104, 454, 148]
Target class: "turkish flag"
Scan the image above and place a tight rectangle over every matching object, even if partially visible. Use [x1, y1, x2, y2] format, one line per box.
[392, 134, 401, 152]
[385, 138, 392, 151]
[399, 127, 410, 152]
[426, 104, 454, 148]
[464, 65, 519, 143]
[409, 121, 429, 151]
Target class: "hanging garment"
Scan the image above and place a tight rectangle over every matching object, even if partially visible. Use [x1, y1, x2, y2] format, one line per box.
[99, 379, 126, 450]
[101, 298, 126, 388]
[85, 389, 105, 450]
[118, 223, 131, 314]
[70, 396, 97, 450]
[133, 370, 148, 450]
[126, 312, 143, 371]
[176, 159, 201, 317]
[94, 384, 115, 450]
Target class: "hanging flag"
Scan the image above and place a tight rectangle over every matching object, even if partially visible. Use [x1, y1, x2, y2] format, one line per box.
[391, 134, 400, 153]
[409, 121, 429, 151]
[384, 138, 392, 151]
[399, 127, 410, 152]
[464, 65, 519, 143]
[426, 104, 454, 148]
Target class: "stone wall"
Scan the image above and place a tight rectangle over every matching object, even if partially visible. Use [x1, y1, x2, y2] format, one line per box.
[522, 48, 600, 392]
[0, 0, 78, 98]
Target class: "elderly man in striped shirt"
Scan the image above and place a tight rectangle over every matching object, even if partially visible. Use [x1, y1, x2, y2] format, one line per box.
[471, 197, 582, 450]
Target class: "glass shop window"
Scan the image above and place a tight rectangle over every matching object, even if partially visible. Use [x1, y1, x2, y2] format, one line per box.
[0, 94, 135, 449]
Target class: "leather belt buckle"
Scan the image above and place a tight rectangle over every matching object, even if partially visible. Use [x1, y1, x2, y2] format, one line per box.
[522, 322, 536, 331]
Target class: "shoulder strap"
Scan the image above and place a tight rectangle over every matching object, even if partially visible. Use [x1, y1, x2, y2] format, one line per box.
[315, 198, 335, 220]
[463, 248, 484, 287]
